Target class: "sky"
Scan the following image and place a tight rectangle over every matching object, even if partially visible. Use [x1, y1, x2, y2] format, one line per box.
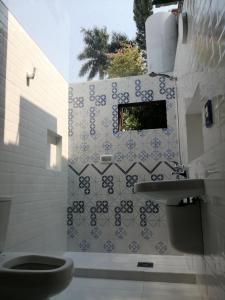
[2, 0, 177, 83]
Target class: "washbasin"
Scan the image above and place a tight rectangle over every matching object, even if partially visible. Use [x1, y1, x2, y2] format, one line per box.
[134, 179, 205, 205]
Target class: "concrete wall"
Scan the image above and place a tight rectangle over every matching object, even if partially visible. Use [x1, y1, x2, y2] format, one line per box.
[68, 74, 180, 254]
[0, 1, 68, 252]
[175, 0, 225, 298]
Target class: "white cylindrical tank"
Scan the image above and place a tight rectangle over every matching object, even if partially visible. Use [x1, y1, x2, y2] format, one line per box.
[0, 197, 11, 252]
[145, 12, 178, 73]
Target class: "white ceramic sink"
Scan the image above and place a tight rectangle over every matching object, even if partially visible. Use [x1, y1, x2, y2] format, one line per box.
[134, 179, 205, 204]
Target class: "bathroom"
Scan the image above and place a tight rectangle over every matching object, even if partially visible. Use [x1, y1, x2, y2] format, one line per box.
[0, 0, 225, 299]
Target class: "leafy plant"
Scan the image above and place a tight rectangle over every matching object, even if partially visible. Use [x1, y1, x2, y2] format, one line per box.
[108, 44, 147, 79]
[133, 0, 153, 50]
[78, 27, 109, 80]
[78, 27, 131, 80]
[122, 106, 142, 130]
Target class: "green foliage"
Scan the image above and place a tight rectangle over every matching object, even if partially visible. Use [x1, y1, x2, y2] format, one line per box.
[78, 27, 109, 80]
[133, 0, 153, 50]
[123, 107, 142, 130]
[108, 44, 147, 79]
[108, 32, 131, 53]
[78, 27, 132, 80]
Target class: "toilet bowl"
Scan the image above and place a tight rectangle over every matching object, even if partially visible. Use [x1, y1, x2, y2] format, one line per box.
[0, 254, 74, 300]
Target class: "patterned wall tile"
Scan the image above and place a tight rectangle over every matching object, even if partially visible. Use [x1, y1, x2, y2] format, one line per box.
[89, 84, 107, 106]
[112, 82, 130, 104]
[68, 74, 179, 254]
[135, 79, 154, 102]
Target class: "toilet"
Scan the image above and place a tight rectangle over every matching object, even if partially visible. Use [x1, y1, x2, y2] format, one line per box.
[0, 197, 74, 300]
[0, 253, 74, 300]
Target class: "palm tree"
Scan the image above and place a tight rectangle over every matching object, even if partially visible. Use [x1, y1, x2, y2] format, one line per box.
[78, 27, 131, 80]
[78, 27, 109, 80]
[108, 32, 132, 53]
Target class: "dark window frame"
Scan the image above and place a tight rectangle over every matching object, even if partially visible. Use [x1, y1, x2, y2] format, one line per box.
[118, 100, 168, 131]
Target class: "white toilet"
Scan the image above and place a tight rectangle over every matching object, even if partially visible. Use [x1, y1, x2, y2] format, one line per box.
[0, 197, 74, 300]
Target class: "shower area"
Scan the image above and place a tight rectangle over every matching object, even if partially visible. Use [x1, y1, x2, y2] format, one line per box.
[67, 74, 180, 256]
[65, 74, 200, 286]
[1, 0, 182, 260]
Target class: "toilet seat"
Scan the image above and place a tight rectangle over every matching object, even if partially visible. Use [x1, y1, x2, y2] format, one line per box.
[0, 254, 74, 300]
[2, 254, 67, 270]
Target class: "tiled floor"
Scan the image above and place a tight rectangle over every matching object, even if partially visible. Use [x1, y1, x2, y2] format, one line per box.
[53, 278, 201, 300]
[0, 252, 201, 300]
[51, 252, 201, 300]
[64, 252, 196, 274]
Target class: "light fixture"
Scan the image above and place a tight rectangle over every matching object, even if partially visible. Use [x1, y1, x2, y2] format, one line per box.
[26, 67, 36, 86]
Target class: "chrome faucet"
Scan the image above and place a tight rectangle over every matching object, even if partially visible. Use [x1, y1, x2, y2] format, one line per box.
[171, 161, 188, 178]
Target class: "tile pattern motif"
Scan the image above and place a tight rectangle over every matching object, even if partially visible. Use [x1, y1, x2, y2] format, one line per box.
[68, 74, 179, 254]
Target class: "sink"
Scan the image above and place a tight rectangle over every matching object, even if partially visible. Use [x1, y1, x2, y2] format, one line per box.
[134, 179, 205, 205]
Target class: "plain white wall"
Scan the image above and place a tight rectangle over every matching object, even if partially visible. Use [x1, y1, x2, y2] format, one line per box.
[0, 1, 68, 252]
[174, 0, 225, 298]
[186, 114, 203, 162]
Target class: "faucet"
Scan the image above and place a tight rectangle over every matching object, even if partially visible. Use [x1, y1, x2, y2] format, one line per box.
[171, 161, 188, 178]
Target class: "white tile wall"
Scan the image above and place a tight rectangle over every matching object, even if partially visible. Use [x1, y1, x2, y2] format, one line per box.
[0, 1, 68, 252]
[175, 0, 225, 298]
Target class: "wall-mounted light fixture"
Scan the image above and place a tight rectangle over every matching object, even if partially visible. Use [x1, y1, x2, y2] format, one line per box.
[149, 72, 177, 81]
[26, 67, 36, 86]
